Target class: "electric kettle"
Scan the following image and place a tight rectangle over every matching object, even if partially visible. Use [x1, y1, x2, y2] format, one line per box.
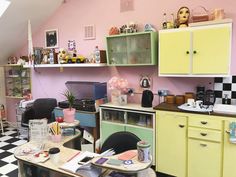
[141, 90, 154, 108]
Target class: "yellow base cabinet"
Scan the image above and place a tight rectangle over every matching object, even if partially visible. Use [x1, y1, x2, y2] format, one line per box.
[223, 120, 236, 177]
[156, 111, 187, 177]
[188, 139, 222, 177]
[159, 23, 232, 76]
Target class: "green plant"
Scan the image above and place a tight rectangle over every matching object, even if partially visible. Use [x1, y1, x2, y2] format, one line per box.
[62, 90, 75, 110]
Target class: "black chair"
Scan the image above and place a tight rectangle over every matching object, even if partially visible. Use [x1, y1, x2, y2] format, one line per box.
[100, 131, 141, 154]
[21, 98, 57, 127]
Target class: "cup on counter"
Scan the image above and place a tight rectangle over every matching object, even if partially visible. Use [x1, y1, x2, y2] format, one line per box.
[49, 147, 60, 164]
[51, 134, 62, 143]
[185, 92, 195, 103]
[195, 100, 203, 109]
[187, 98, 195, 107]
[137, 141, 151, 163]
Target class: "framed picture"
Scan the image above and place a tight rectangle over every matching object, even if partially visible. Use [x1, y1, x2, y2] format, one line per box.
[45, 29, 58, 48]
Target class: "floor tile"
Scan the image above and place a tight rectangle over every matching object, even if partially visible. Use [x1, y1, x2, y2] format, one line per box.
[0, 136, 12, 142]
[5, 169, 18, 177]
[1, 155, 17, 163]
[0, 164, 18, 175]
[3, 131, 17, 136]
[5, 138, 20, 144]
[6, 147, 17, 154]
[0, 160, 8, 168]
[1, 144, 17, 151]
[0, 142, 9, 148]
[12, 139, 27, 146]
[0, 152, 12, 159]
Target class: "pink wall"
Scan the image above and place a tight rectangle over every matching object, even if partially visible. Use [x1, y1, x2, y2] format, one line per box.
[8, 0, 236, 121]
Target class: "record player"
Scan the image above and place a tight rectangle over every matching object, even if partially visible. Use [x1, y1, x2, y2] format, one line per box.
[58, 81, 107, 112]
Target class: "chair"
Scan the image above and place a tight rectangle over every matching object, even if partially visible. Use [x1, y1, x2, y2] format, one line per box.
[100, 131, 141, 154]
[21, 98, 57, 131]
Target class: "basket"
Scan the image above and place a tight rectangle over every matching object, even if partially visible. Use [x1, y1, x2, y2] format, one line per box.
[191, 6, 209, 22]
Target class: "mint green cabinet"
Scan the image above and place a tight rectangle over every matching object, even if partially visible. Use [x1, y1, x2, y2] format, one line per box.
[99, 103, 156, 164]
[106, 32, 158, 66]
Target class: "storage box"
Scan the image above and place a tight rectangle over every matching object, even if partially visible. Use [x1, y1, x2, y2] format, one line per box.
[81, 130, 94, 152]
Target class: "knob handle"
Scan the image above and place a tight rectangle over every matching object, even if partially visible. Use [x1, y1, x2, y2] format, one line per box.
[193, 50, 197, 54]
[201, 121, 208, 125]
[225, 130, 230, 134]
[186, 51, 189, 54]
[200, 133, 207, 136]
[179, 124, 185, 128]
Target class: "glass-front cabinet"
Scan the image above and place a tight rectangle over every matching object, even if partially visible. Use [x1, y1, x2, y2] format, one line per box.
[106, 32, 158, 66]
[4, 65, 31, 98]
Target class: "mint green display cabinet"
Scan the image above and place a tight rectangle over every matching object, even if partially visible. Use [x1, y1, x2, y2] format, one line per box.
[106, 32, 158, 66]
[99, 103, 156, 164]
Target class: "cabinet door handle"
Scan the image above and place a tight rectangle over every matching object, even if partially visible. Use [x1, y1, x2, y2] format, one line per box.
[193, 50, 197, 54]
[200, 121, 208, 125]
[186, 51, 189, 54]
[200, 143, 207, 147]
[200, 132, 207, 136]
[225, 130, 230, 134]
[179, 124, 185, 128]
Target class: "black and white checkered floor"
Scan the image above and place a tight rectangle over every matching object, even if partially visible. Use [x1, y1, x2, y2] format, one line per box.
[0, 126, 27, 177]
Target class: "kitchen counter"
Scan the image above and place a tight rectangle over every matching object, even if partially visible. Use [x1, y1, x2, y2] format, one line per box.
[154, 103, 236, 118]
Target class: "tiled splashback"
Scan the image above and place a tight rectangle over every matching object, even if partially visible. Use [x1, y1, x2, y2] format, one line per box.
[214, 76, 236, 105]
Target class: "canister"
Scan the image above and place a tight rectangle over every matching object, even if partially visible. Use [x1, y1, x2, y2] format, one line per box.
[184, 92, 195, 103]
[165, 95, 175, 104]
[137, 141, 151, 163]
[175, 95, 185, 105]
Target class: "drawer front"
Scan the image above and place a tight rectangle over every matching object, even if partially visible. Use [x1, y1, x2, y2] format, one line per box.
[188, 127, 222, 142]
[188, 116, 222, 130]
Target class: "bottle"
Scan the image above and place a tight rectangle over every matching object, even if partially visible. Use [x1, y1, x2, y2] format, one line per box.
[49, 49, 54, 64]
[162, 13, 167, 29]
[94, 46, 100, 63]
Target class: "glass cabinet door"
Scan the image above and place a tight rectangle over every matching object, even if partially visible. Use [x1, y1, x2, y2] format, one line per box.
[101, 109, 125, 124]
[106, 32, 157, 66]
[127, 112, 153, 128]
[127, 33, 151, 64]
[4, 66, 31, 98]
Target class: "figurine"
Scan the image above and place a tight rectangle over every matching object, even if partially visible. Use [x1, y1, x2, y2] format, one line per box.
[176, 6, 190, 28]
[109, 27, 120, 35]
[57, 48, 68, 64]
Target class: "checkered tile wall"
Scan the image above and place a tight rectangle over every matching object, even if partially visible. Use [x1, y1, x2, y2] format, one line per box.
[214, 76, 236, 104]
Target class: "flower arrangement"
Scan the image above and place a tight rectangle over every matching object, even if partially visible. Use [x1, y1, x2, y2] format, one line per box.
[108, 76, 129, 93]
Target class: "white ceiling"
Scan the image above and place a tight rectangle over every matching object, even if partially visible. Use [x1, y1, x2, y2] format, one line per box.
[0, 0, 63, 64]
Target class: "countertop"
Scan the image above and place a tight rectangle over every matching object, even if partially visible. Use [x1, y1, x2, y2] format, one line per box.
[153, 103, 236, 118]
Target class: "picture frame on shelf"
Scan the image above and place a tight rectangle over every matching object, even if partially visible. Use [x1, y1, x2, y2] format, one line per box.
[45, 29, 58, 49]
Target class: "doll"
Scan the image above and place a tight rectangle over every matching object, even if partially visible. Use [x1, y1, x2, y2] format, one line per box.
[176, 6, 190, 28]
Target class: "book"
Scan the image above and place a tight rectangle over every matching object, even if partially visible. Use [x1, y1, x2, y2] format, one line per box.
[60, 151, 99, 173]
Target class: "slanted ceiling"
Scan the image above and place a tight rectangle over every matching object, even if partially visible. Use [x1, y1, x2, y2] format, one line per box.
[0, 0, 63, 64]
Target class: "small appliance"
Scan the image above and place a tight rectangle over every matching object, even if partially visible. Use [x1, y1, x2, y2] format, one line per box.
[204, 89, 215, 105]
[196, 86, 205, 102]
[141, 90, 153, 108]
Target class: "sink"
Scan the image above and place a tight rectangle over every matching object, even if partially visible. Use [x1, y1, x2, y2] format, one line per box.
[213, 104, 236, 115]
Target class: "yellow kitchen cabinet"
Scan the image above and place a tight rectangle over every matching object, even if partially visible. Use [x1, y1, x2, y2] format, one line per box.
[188, 139, 222, 177]
[159, 31, 191, 74]
[156, 111, 187, 177]
[223, 120, 236, 177]
[159, 23, 232, 76]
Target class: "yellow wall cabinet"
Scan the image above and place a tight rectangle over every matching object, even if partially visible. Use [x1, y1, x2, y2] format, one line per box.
[223, 120, 236, 177]
[156, 111, 187, 177]
[159, 23, 232, 76]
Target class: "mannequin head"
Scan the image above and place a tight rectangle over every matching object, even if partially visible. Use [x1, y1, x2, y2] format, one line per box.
[177, 6, 190, 27]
